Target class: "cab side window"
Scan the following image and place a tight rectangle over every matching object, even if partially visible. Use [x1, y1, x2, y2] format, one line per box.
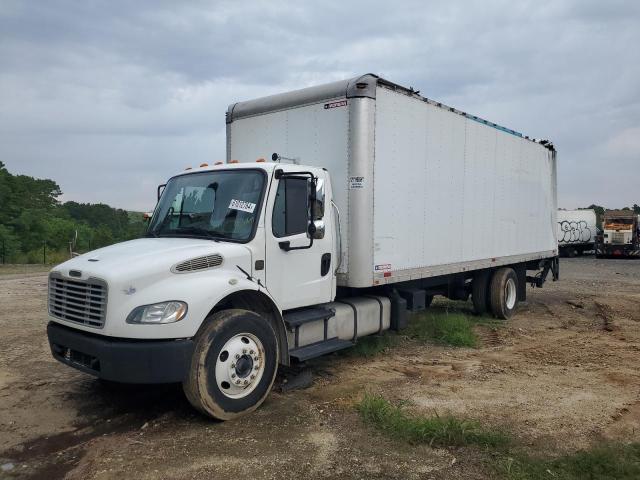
[272, 178, 309, 237]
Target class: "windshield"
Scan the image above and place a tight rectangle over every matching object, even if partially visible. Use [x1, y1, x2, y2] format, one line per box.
[148, 170, 265, 242]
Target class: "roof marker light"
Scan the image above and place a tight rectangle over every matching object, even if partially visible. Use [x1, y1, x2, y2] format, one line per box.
[214, 161, 223, 165]
[229, 160, 239, 164]
[256, 158, 265, 163]
[200, 163, 208, 167]
[185, 167, 192, 170]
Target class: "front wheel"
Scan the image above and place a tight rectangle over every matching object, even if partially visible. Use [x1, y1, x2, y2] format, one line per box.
[183, 309, 279, 420]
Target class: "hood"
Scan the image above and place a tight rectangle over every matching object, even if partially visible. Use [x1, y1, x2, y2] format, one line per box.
[53, 237, 253, 284]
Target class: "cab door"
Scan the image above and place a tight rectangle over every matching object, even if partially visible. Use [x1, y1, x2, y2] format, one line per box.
[264, 169, 333, 310]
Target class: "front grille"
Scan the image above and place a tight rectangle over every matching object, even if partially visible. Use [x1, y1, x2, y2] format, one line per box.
[612, 232, 626, 244]
[48, 273, 108, 328]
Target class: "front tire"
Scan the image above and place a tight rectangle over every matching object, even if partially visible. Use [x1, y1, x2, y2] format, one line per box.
[183, 309, 279, 420]
[489, 268, 518, 320]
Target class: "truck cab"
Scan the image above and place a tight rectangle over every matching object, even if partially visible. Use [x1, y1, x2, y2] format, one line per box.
[47, 161, 356, 419]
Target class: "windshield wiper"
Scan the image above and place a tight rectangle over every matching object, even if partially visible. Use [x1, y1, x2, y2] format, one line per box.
[172, 226, 221, 241]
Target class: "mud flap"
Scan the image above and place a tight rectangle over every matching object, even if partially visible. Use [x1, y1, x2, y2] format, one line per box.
[515, 265, 527, 302]
[389, 290, 408, 331]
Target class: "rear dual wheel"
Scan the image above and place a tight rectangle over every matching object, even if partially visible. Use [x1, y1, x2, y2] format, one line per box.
[183, 309, 279, 420]
[472, 267, 519, 320]
[489, 268, 518, 320]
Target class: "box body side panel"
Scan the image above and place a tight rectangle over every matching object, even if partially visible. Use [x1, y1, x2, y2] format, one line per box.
[373, 87, 557, 280]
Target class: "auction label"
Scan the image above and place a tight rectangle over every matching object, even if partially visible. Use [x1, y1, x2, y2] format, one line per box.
[229, 199, 256, 213]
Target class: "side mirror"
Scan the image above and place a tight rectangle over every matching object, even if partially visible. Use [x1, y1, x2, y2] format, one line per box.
[312, 178, 325, 220]
[310, 219, 325, 239]
[157, 184, 166, 201]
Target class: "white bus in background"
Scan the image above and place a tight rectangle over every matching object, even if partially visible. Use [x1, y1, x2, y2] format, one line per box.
[557, 209, 597, 257]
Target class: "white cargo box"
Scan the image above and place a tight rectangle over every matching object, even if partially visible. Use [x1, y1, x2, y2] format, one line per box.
[227, 74, 557, 288]
[557, 209, 597, 246]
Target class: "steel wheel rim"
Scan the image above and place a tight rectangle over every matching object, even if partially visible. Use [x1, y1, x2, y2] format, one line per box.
[505, 278, 517, 310]
[215, 333, 265, 399]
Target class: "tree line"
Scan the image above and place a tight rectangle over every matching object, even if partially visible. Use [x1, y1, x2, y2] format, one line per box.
[0, 162, 147, 264]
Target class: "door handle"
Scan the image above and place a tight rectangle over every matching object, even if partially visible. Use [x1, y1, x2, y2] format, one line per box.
[321, 253, 331, 276]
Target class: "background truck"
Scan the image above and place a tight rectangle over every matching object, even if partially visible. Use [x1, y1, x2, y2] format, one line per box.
[557, 209, 597, 257]
[596, 210, 640, 258]
[47, 74, 559, 420]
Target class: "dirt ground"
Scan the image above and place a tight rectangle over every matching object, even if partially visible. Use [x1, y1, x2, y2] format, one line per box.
[0, 258, 639, 479]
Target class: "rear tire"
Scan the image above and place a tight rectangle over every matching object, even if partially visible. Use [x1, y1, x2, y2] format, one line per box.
[489, 268, 518, 320]
[471, 271, 491, 315]
[183, 309, 279, 420]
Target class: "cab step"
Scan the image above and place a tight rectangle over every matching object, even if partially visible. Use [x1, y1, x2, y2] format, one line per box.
[289, 338, 354, 362]
[283, 307, 335, 330]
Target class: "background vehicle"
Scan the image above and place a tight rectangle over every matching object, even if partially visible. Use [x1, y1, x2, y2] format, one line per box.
[557, 209, 597, 257]
[47, 74, 559, 419]
[596, 210, 640, 258]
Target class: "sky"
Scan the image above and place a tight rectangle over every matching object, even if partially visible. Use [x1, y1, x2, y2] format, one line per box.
[1, 0, 639, 212]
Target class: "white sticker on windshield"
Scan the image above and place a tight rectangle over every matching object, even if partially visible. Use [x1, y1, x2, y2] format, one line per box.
[229, 199, 256, 213]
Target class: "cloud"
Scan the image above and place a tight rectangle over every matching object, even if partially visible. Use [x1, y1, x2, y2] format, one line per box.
[604, 127, 640, 159]
[0, 0, 639, 210]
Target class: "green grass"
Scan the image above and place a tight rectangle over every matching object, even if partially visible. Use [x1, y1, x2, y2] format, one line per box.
[357, 393, 509, 448]
[406, 310, 478, 347]
[358, 394, 640, 478]
[342, 333, 398, 357]
[497, 443, 640, 480]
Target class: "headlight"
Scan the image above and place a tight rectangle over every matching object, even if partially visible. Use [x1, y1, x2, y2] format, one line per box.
[126, 301, 188, 324]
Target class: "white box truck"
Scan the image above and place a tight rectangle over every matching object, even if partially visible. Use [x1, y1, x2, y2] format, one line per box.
[557, 209, 597, 256]
[47, 74, 559, 420]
